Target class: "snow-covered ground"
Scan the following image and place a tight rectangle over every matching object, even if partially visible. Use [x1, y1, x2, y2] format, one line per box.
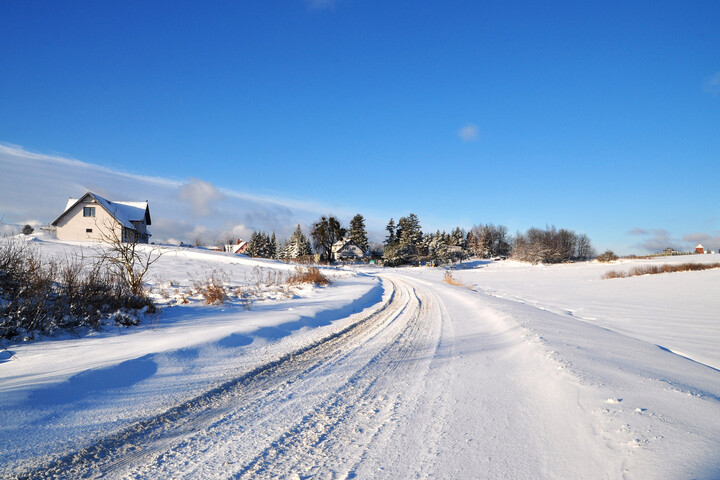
[1, 239, 719, 479]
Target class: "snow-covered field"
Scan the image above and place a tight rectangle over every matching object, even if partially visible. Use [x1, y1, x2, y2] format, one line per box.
[1, 238, 719, 479]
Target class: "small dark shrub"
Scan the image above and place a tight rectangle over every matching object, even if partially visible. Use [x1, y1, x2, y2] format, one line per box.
[597, 250, 619, 262]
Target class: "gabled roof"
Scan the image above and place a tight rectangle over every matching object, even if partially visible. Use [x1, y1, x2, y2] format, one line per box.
[332, 239, 362, 252]
[52, 192, 151, 229]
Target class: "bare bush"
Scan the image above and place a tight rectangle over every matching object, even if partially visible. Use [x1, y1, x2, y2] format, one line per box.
[602, 270, 627, 279]
[444, 271, 464, 286]
[234, 287, 252, 310]
[193, 271, 229, 305]
[597, 250, 619, 262]
[94, 219, 163, 297]
[287, 267, 331, 286]
[0, 237, 154, 340]
[629, 263, 720, 276]
[604, 262, 720, 279]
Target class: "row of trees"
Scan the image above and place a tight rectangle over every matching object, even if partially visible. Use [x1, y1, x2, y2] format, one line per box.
[382, 216, 594, 266]
[512, 226, 595, 263]
[245, 226, 313, 261]
[244, 214, 370, 262]
[243, 212, 596, 266]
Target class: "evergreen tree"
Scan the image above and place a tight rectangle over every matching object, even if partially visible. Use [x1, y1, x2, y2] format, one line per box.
[246, 231, 261, 257]
[398, 214, 422, 247]
[287, 225, 312, 259]
[382, 242, 406, 267]
[450, 227, 465, 247]
[246, 231, 275, 258]
[348, 214, 369, 252]
[297, 230, 312, 257]
[383, 213, 423, 265]
[384, 218, 396, 246]
[269, 232, 277, 259]
[397, 213, 423, 261]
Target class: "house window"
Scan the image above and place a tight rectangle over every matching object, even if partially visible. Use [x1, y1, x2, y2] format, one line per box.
[86, 228, 93, 233]
[83, 207, 96, 217]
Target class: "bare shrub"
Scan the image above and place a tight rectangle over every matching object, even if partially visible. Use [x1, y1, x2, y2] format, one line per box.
[94, 219, 163, 297]
[234, 287, 252, 310]
[629, 263, 720, 276]
[602, 270, 627, 279]
[287, 267, 331, 286]
[596, 250, 619, 262]
[444, 271, 464, 286]
[0, 237, 154, 340]
[604, 262, 720, 280]
[194, 272, 228, 305]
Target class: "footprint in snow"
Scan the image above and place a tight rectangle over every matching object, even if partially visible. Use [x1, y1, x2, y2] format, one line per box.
[606, 398, 623, 404]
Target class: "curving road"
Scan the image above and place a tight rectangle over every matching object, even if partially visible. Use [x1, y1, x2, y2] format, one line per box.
[18, 272, 720, 479]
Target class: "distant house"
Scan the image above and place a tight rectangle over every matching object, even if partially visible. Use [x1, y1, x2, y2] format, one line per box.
[224, 239, 249, 255]
[331, 239, 365, 262]
[51, 192, 151, 243]
[696, 243, 705, 254]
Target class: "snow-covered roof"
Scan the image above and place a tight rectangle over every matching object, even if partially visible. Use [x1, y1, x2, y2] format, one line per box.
[53, 192, 151, 229]
[332, 238, 359, 252]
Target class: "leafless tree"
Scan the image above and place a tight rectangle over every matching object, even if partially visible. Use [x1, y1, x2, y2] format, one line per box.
[95, 218, 163, 297]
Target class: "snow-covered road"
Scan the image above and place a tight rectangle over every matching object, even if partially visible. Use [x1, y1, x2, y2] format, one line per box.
[4, 261, 720, 479]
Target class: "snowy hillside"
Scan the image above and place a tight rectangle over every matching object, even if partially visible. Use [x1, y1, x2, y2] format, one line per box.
[1, 238, 719, 479]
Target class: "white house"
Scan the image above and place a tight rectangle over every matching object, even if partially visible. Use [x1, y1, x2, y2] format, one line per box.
[51, 192, 152, 243]
[331, 239, 365, 262]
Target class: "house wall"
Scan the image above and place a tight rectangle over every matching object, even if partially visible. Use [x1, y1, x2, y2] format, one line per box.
[336, 244, 364, 259]
[131, 220, 148, 236]
[55, 198, 122, 242]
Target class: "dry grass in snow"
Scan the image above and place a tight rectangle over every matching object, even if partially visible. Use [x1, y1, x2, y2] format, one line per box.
[444, 271, 472, 289]
[177, 266, 331, 308]
[603, 262, 720, 279]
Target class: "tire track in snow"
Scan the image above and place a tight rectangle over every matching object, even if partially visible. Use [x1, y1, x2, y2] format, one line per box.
[14, 279, 401, 479]
[17, 276, 446, 479]
[230, 277, 444, 479]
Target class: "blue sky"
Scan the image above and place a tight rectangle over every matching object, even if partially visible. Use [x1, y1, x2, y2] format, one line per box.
[1, 1, 719, 254]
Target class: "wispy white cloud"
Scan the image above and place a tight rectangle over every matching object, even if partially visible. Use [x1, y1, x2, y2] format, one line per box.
[683, 232, 720, 249]
[703, 71, 720, 94]
[0, 144, 342, 244]
[178, 178, 226, 217]
[629, 227, 720, 253]
[629, 227, 680, 252]
[458, 124, 479, 142]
